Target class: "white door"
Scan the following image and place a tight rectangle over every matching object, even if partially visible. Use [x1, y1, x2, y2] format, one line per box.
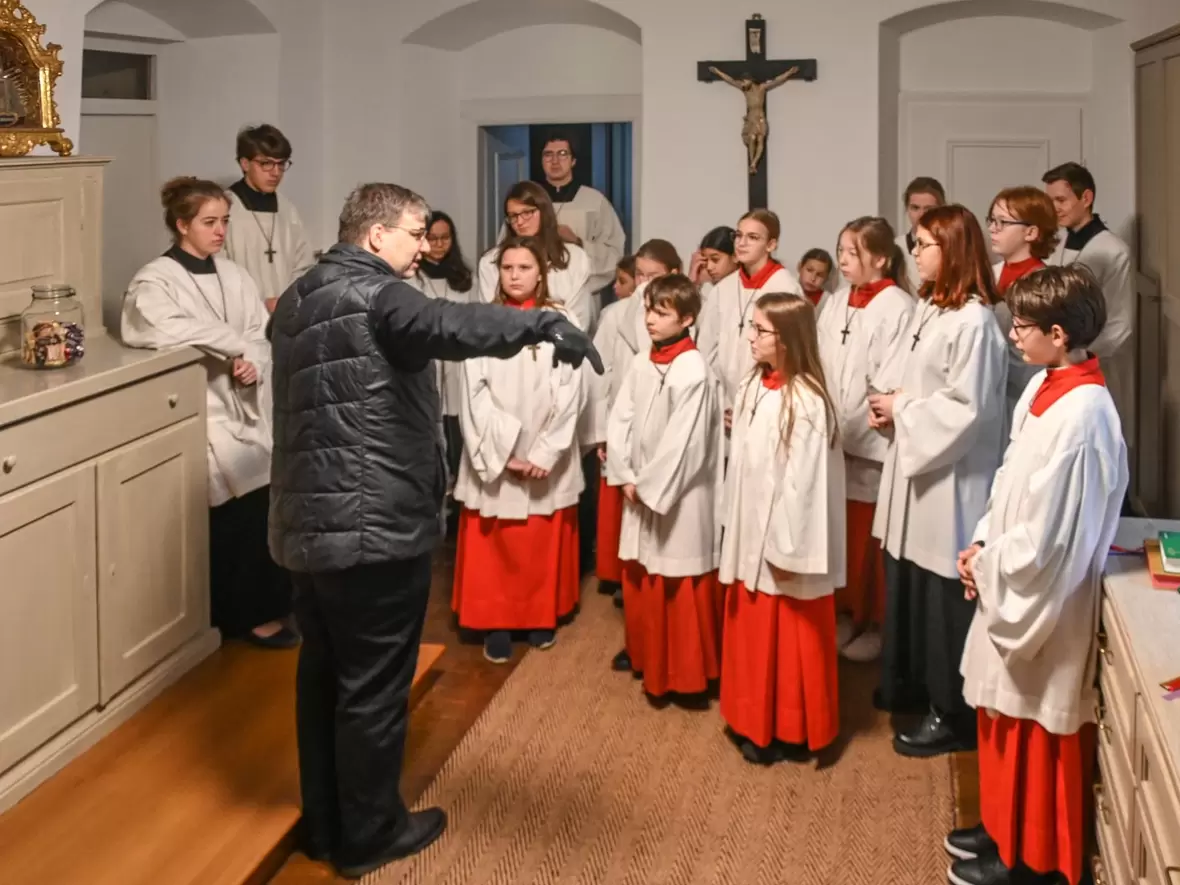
[900, 94, 1084, 256]
[478, 128, 527, 255]
[78, 113, 165, 333]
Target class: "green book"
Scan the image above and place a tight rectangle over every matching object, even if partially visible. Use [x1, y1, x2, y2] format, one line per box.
[1159, 531, 1180, 574]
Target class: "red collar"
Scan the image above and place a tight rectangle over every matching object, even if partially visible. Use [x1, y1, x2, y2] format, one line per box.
[504, 296, 537, 310]
[1029, 357, 1105, 417]
[650, 332, 697, 365]
[997, 257, 1044, 295]
[739, 260, 782, 290]
[848, 278, 895, 309]
[760, 366, 785, 390]
[803, 288, 824, 306]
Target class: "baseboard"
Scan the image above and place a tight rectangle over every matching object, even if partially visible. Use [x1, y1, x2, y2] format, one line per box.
[0, 627, 221, 814]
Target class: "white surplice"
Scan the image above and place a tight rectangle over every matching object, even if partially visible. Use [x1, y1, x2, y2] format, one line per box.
[961, 375, 1128, 735]
[121, 254, 273, 507]
[990, 261, 1044, 426]
[585, 297, 636, 451]
[606, 347, 724, 577]
[454, 308, 585, 520]
[551, 185, 627, 293]
[696, 265, 802, 410]
[1048, 225, 1134, 430]
[719, 376, 847, 599]
[871, 299, 1008, 579]
[410, 272, 472, 417]
[224, 190, 315, 303]
[476, 244, 594, 331]
[816, 283, 914, 502]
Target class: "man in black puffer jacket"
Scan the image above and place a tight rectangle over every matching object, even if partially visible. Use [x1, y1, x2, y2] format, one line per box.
[268, 183, 601, 879]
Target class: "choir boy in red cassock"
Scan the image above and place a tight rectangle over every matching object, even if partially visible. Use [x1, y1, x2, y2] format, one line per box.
[947, 265, 1127, 885]
[817, 217, 914, 663]
[452, 236, 585, 664]
[985, 187, 1060, 423]
[718, 293, 846, 764]
[605, 274, 725, 699]
[797, 248, 834, 312]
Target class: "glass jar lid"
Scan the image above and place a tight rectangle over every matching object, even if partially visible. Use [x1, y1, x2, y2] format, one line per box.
[31, 283, 77, 299]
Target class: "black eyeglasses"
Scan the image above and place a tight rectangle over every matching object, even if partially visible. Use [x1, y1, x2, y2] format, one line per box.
[986, 215, 1030, 231]
[253, 158, 293, 172]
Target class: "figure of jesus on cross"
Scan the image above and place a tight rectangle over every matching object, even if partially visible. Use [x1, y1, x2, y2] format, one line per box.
[707, 64, 799, 175]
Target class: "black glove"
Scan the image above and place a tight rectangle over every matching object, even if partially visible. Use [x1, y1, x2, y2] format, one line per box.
[535, 314, 605, 374]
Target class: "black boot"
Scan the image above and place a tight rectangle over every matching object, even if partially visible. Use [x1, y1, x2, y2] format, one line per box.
[945, 823, 997, 860]
[947, 851, 1013, 885]
[894, 706, 970, 757]
[335, 808, 448, 878]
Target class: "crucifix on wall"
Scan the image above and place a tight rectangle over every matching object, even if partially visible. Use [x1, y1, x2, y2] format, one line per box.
[697, 14, 818, 210]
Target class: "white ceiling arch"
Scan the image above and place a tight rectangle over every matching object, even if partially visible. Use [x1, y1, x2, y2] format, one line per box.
[83, 0, 276, 39]
[881, 0, 1122, 35]
[404, 0, 641, 51]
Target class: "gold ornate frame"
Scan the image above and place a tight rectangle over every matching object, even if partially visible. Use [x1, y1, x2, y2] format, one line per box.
[0, 0, 72, 157]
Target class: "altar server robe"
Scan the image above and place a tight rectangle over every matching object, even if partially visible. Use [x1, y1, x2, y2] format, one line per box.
[961, 374, 1127, 735]
[697, 265, 801, 409]
[225, 189, 315, 304]
[121, 254, 273, 507]
[606, 348, 724, 577]
[872, 299, 1007, 579]
[816, 282, 913, 503]
[477, 245, 594, 332]
[585, 297, 635, 450]
[1049, 220, 1133, 428]
[720, 376, 846, 598]
[453, 317, 585, 519]
[409, 272, 471, 417]
[549, 183, 627, 294]
[991, 259, 1045, 422]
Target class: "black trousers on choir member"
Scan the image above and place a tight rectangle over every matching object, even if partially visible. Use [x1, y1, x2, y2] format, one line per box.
[578, 450, 600, 576]
[291, 554, 433, 865]
[879, 552, 974, 722]
[443, 415, 463, 482]
[209, 485, 292, 637]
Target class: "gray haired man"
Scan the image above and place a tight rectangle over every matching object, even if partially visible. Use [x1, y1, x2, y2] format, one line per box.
[268, 183, 601, 877]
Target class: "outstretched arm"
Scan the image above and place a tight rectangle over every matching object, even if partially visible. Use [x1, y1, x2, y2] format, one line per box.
[765, 66, 799, 90]
[709, 66, 744, 89]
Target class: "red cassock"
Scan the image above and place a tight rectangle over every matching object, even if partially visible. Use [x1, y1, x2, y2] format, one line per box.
[977, 711, 1095, 885]
[452, 506, 580, 630]
[623, 563, 724, 697]
[835, 500, 886, 626]
[596, 477, 624, 583]
[720, 582, 839, 751]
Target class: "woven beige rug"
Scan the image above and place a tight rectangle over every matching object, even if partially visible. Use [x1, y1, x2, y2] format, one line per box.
[369, 589, 955, 885]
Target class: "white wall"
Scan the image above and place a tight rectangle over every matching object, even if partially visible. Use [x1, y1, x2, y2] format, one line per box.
[84, 1, 184, 41]
[459, 24, 641, 100]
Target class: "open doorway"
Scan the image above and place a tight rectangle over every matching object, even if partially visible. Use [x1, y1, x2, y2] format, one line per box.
[477, 121, 634, 258]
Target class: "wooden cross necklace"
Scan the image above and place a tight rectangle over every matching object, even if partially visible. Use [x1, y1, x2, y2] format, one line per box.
[840, 301, 858, 345]
[249, 211, 278, 264]
[910, 302, 942, 350]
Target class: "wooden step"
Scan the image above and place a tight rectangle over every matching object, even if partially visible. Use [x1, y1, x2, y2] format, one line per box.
[0, 641, 445, 885]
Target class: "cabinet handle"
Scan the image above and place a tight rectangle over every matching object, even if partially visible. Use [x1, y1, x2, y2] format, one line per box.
[1093, 783, 1110, 826]
[1092, 854, 1108, 885]
[1, 455, 14, 474]
[168, 394, 179, 408]
[1094, 703, 1112, 743]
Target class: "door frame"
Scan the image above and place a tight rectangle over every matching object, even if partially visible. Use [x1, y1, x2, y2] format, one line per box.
[457, 94, 641, 263]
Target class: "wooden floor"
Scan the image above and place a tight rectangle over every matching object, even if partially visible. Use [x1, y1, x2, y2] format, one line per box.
[0, 633, 443, 885]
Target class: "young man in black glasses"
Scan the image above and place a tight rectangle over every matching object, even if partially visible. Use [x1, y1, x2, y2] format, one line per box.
[225, 124, 316, 312]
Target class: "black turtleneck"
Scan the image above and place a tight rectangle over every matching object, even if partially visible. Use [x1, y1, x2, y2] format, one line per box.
[419, 258, 447, 280]
[165, 244, 217, 274]
[905, 230, 916, 254]
[540, 178, 581, 205]
[230, 178, 279, 213]
[652, 327, 693, 350]
[1064, 214, 1107, 253]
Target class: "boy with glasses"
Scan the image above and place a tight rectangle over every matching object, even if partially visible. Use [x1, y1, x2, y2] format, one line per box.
[226, 123, 316, 312]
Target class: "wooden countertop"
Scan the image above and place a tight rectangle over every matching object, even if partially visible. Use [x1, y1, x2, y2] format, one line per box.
[1105, 517, 1180, 795]
[0, 333, 202, 427]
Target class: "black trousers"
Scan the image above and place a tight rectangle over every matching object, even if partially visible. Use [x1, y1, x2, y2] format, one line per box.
[879, 552, 975, 722]
[291, 554, 433, 864]
[578, 450, 600, 576]
[209, 485, 292, 636]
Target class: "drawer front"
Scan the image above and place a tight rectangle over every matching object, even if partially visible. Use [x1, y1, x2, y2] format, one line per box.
[1133, 696, 1180, 874]
[1131, 789, 1176, 885]
[0, 365, 203, 496]
[1094, 791, 1130, 885]
[1098, 735, 1132, 851]
[1099, 596, 1138, 740]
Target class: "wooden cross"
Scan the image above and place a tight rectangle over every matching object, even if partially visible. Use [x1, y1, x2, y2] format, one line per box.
[841, 326, 852, 345]
[264, 244, 276, 264]
[697, 14, 818, 210]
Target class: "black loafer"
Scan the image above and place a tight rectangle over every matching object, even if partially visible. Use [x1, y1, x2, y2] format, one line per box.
[336, 807, 447, 878]
[894, 708, 969, 758]
[945, 823, 997, 860]
[947, 851, 1012, 885]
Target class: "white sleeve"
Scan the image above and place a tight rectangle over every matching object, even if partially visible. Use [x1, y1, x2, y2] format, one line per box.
[765, 402, 837, 576]
[526, 363, 582, 472]
[286, 202, 317, 285]
[120, 276, 249, 361]
[842, 297, 913, 461]
[458, 358, 521, 483]
[605, 358, 639, 486]
[633, 374, 712, 516]
[1088, 248, 1133, 356]
[581, 195, 627, 291]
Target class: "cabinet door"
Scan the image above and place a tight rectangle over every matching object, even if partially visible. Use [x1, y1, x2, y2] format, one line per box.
[96, 417, 209, 703]
[0, 465, 99, 774]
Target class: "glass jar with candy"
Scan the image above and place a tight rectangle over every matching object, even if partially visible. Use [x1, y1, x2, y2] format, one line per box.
[20, 283, 86, 369]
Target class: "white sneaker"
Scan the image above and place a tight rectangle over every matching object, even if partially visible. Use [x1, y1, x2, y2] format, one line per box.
[841, 628, 883, 662]
[835, 613, 856, 650]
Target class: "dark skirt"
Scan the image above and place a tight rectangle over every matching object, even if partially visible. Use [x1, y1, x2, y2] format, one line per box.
[209, 485, 292, 637]
[878, 552, 974, 718]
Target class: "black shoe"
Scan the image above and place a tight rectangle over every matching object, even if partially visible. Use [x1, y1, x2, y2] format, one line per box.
[945, 823, 997, 861]
[598, 579, 621, 596]
[947, 851, 1012, 885]
[527, 629, 556, 650]
[613, 587, 624, 608]
[739, 738, 781, 766]
[335, 808, 447, 878]
[242, 625, 301, 650]
[894, 708, 969, 758]
[483, 631, 512, 664]
[611, 649, 632, 671]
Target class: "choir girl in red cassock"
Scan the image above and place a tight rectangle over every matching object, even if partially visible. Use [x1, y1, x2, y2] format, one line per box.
[949, 264, 1127, 885]
[718, 293, 846, 764]
[452, 236, 584, 664]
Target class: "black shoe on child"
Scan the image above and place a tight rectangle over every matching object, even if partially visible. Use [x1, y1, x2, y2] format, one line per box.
[945, 823, 997, 861]
[947, 851, 1013, 885]
[611, 649, 632, 671]
[483, 631, 512, 664]
[527, 630, 556, 650]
